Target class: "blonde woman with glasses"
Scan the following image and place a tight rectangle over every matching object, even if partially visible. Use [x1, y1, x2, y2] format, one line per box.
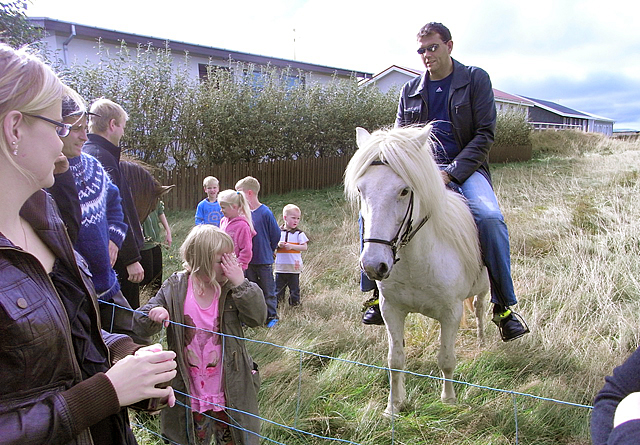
[0, 43, 177, 444]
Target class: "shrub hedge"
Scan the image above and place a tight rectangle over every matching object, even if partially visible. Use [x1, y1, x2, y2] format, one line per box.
[49, 42, 530, 167]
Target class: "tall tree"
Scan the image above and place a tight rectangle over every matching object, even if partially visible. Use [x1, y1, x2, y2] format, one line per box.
[0, 1, 43, 48]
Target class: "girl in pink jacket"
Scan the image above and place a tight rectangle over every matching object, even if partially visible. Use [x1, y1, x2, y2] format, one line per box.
[218, 189, 256, 270]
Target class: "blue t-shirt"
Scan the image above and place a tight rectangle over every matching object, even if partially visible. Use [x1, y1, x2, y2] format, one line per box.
[427, 73, 458, 164]
[195, 199, 223, 226]
[250, 204, 281, 264]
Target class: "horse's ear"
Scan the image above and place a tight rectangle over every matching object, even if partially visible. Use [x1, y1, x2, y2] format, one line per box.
[415, 124, 432, 148]
[160, 184, 176, 196]
[356, 127, 371, 148]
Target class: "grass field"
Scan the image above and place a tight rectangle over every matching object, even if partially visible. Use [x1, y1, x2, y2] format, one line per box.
[133, 131, 640, 444]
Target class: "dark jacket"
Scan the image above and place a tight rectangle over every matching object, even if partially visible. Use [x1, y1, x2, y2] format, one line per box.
[395, 58, 496, 185]
[0, 190, 137, 445]
[592, 347, 640, 444]
[83, 134, 143, 266]
[132, 272, 267, 445]
[48, 168, 82, 246]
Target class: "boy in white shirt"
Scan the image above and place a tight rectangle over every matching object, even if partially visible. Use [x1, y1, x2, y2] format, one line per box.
[275, 204, 309, 306]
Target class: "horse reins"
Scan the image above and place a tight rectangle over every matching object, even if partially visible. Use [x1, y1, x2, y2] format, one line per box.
[362, 160, 430, 264]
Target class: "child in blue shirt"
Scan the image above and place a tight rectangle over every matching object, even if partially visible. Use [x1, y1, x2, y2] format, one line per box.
[195, 176, 224, 226]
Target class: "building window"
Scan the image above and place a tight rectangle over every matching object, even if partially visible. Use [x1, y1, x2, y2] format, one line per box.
[199, 64, 231, 85]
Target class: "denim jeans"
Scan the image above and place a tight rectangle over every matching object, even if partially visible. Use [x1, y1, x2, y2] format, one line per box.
[456, 171, 517, 307]
[275, 272, 301, 306]
[245, 264, 278, 321]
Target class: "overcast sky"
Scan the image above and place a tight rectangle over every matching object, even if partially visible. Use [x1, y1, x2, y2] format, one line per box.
[27, 0, 639, 130]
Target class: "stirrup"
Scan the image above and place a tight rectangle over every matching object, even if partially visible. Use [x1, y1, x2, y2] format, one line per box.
[361, 288, 380, 312]
[493, 309, 530, 342]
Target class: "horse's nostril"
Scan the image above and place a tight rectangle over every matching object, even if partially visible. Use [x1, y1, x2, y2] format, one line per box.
[377, 263, 389, 276]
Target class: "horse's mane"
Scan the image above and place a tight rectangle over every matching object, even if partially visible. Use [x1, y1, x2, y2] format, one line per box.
[119, 157, 175, 222]
[344, 126, 482, 276]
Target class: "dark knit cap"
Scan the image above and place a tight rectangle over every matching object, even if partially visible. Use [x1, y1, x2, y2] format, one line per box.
[62, 96, 100, 118]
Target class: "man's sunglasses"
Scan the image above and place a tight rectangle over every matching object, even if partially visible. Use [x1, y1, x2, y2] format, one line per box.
[417, 42, 449, 55]
[25, 114, 72, 138]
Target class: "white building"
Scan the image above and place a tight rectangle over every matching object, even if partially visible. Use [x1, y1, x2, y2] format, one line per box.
[29, 17, 372, 86]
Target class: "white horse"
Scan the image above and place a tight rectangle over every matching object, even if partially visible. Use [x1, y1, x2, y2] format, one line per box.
[344, 125, 490, 416]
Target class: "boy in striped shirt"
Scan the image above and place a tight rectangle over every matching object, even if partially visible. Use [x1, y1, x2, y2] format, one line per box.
[275, 204, 309, 307]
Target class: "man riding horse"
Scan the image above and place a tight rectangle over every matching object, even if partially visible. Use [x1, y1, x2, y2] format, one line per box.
[361, 22, 529, 342]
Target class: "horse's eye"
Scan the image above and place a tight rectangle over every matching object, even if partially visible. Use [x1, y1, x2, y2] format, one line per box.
[400, 188, 410, 197]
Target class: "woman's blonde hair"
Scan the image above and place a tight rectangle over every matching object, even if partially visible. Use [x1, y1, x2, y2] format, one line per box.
[180, 224, 234, 295]
[218, 189, 254, 231]
[0, 44, 69, 178]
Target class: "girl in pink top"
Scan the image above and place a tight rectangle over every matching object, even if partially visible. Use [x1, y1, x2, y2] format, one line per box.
[218, 190, 256, 270]
[133, 225, 266, 444]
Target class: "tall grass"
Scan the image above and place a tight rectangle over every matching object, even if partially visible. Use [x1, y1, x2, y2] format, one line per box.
[133, 131, 640, 444]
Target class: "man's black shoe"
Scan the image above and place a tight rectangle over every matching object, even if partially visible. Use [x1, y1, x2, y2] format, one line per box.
[362, 304, 384, 325]
[361, 289, 384, 325]
[492, 309, 529, 342]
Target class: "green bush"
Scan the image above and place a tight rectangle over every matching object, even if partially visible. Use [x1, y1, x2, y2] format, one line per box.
[50, 42, 530, 167]
[54, 42, 398, 167]
[494, 110, 532, 147]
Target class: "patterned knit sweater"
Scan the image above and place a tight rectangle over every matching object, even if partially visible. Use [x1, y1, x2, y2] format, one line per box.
[68, 153, 128, 300]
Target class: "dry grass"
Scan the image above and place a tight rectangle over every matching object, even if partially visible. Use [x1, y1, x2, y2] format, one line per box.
[135, 131, 640, 444]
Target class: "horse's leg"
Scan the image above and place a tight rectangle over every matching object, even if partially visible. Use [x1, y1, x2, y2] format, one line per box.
[474, 270, 490, 346]
[382, 301, 407, 418]
[438, 310, 460, 404]
[460, 297, 474, 329]
[474, 290, 488, 345]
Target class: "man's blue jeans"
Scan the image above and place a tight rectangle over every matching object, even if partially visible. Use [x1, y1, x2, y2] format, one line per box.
[457, 170, 517, 307]
[245, 264, 278, 321]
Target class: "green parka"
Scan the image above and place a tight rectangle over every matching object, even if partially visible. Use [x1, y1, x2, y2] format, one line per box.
[133, 272, 266, 445]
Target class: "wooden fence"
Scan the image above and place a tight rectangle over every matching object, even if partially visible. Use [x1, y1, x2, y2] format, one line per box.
[157, 155, 352, 211]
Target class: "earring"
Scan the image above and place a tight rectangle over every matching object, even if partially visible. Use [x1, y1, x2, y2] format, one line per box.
[11, 141, 18, 156]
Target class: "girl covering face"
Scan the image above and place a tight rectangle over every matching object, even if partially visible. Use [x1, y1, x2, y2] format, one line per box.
[132, 224, 267, 445]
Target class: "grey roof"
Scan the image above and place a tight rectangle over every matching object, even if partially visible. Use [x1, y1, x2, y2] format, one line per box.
[520, 96, 591, 119]
[29, 17, 372, 79]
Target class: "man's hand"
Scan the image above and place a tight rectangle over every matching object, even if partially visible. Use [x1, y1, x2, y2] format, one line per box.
[127, 261, 145, 283]
[440, 170, 452, 185]
[109, 240, 119, 267]
[53, 153, 69, 175]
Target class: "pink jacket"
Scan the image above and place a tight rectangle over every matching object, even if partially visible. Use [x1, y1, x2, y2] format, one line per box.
[220, 216, 256, 270]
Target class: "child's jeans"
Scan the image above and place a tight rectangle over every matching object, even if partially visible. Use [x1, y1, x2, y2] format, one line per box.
[275, 272, 301, 306]
[245, 264, 278, 321]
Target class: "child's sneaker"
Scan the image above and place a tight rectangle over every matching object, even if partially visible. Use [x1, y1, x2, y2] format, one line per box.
[266, 318, 279, 328]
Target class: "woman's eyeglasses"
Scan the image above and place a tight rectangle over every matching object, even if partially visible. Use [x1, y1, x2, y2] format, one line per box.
[24, 114, 72, 138]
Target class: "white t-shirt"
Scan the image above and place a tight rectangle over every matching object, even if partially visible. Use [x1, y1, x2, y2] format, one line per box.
[274, 229, 309, 274]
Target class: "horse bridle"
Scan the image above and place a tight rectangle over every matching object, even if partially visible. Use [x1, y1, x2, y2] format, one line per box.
[362, 160, 430, 264]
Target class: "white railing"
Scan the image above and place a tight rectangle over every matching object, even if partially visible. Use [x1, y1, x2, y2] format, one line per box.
[532, 122, 584, 131]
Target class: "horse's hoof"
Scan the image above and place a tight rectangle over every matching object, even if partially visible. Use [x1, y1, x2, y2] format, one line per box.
[441, 396, 457, 405]
[383, 407, 401, 419]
